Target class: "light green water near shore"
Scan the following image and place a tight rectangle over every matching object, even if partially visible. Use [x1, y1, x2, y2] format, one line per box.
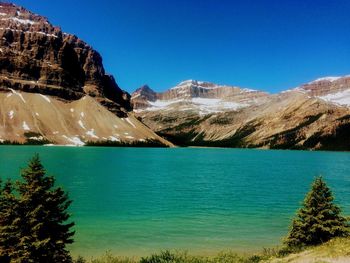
[1, 146, 350, 257]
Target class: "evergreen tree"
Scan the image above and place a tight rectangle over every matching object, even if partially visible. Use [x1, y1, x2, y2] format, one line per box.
[285, 176, 349, 248]
[16, 154, 75, 262]
[0, 180, 21, 262]
[0, 154, 75, 262]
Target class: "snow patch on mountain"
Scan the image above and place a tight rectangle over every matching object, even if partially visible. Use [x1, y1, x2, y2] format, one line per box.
[1, 17, 36, 25]
[318, 89, 350, 106]
[8, 110, 14, 119]
[311, 77, 342, 83]
[22, 121, 30, 130]
[39, 94, 51, 103]
[62, 135, 84, 146]
[170, 80, 215, 90]
[140, 97, 250, 114]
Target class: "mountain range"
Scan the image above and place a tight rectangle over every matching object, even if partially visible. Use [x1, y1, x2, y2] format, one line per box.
[1, 2, 350, 150]
[131, 76, 350, 150]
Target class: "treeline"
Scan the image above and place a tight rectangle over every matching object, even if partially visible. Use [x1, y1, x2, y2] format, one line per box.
[0, 139, 167, 147]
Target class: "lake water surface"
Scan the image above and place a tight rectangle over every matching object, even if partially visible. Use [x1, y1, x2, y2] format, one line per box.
[1, 146, 350, 257]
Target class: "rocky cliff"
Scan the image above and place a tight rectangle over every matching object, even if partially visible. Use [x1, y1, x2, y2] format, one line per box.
[296, 76, 350, 107]
[0, 3, 171, 146]
[0, 3, 130, 116]
[132, 76, 350, 151]
[298, 76, 350, 96]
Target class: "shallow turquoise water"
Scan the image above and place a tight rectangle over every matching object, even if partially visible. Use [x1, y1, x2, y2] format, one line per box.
[1, 146, 350, 257]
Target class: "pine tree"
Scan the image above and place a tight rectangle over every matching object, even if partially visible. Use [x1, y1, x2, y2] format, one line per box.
[285, 176, 349, 248]
[0, 154, 76, 262]
[0, 180, 21, 263]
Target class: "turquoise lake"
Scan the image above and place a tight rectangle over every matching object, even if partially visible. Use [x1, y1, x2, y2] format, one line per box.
[1, 146, 350, 257]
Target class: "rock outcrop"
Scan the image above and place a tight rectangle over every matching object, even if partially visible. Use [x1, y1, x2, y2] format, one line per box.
[0, 3, 130, 116]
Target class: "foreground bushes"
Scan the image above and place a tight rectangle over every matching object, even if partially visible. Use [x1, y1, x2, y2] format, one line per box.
[74, 236, 350, 262]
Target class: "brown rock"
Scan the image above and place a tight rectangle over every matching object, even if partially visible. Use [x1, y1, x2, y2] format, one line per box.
[0, 3, 130, 116]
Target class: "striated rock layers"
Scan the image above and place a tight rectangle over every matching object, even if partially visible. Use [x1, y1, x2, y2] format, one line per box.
[0, 3, 130, 116]
[131, 80, 269, 114]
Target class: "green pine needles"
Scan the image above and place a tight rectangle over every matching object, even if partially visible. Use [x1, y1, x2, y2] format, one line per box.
[0, 154, 75, 263]
[285, 176, 350, 248]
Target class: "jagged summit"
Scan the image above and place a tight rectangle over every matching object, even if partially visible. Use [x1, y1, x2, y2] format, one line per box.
[132, 85, 156, 98]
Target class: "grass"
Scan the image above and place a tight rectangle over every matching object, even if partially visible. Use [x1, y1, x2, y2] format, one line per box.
[73, 238, 350, 263]
[76, 251, 261, 263]
[267, 237, 350, 263]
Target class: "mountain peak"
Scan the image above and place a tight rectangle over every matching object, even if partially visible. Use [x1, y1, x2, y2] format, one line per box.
[0, 1, 131, 116]
[171, 80, 219, 90]
[0, 2, 52, 29]
[135, 85, 155, 93]
[131, 85, 157, 109]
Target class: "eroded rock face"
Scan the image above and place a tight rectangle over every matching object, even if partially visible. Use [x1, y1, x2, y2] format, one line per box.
[298, 76, 350, 97]
[0, 3, 130, 116]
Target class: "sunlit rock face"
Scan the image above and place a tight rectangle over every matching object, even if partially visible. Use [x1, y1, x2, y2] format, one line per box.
[132, 77, 350, 151]
[131, 80, 269, 114]
[0, 2, 130, 116]
[296, 76, 350, 106]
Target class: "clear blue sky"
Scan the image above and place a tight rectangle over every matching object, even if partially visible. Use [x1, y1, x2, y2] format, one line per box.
[11, 0, 350, 93]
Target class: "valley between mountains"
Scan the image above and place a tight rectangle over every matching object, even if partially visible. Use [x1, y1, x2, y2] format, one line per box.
[1, 2, 350, 150]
